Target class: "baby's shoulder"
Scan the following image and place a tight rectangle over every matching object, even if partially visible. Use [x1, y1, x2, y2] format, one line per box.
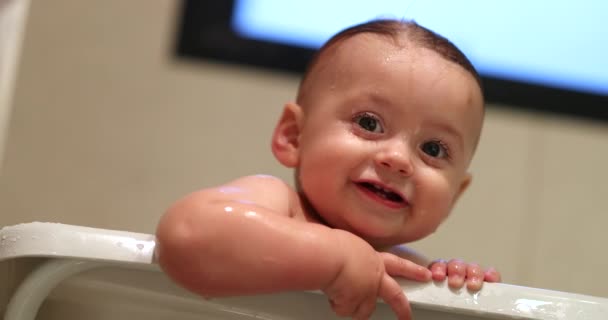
[220, 174, 299, 217]
[231, 174, 293, 192]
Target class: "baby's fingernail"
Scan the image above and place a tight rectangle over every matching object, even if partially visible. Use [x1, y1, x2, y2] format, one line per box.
[432, 270, 446, 281]
[448, 276, 464, 288]
[467, 278, 483, 291]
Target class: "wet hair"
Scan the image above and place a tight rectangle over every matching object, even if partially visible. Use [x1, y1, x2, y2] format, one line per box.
[296, 19, 483, 105]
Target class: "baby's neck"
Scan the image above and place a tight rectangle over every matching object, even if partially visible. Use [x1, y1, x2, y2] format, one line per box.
[296, 191, 329, 225]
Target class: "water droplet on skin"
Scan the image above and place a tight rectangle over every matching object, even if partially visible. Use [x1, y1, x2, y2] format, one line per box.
[224, 206, 233, 213]
[136, 243, 144, 250]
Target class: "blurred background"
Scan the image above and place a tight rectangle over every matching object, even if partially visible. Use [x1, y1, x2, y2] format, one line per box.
[1, 0, 607, 304]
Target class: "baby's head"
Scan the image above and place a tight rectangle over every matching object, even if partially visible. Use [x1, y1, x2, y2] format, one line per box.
[272, 19, 484, 248]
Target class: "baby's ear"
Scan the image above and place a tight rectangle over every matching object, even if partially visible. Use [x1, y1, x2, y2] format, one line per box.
[271, 102, 304, 168]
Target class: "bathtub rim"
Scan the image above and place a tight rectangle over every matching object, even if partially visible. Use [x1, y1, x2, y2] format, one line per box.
[1, 221, 607, 320]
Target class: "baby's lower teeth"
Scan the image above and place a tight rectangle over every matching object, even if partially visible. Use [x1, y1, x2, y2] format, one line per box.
[376, 191, 389, 199]
[370, 186, 399, 202]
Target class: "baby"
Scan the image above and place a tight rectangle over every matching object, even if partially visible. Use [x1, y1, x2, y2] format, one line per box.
[156, 19, 500, 320]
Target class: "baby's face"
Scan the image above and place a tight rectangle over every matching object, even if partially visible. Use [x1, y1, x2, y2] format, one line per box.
[294, 34, 484, 247]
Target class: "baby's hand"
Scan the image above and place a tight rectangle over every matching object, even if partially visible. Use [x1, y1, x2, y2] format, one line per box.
[428, 259, 501, 291]
[324, 230, 432, 320]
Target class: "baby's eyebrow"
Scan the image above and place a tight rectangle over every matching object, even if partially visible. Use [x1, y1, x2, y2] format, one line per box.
[365, 91, 392, 107]
[431, 123, 464, 149]
[342, 91, 392, 113]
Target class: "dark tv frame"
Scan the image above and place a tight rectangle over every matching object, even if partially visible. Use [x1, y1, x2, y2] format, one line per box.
[175, 1, 608, 123]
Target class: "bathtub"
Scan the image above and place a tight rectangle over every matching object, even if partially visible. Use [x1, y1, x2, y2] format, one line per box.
[1, 222, 606, 320]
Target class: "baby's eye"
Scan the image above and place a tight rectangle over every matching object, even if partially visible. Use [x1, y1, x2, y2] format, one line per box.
[353, 112, 384, 133]
[421, 140, 448, 158]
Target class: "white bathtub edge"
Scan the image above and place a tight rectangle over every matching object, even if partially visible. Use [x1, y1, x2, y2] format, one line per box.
[2, 222, 607, 319]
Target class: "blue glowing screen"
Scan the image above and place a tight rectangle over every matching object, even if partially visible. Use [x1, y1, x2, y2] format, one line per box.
[232, 0, 608, 95]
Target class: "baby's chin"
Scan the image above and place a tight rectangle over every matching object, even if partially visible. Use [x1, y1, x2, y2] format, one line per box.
[355, 218, 442, 248]
[343, 220, 414, 247]
[364, 234, 425, 249]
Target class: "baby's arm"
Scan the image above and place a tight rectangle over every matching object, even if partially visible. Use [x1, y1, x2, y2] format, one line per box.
[156, 175, 429, 319]
[155, 175, 340, 296]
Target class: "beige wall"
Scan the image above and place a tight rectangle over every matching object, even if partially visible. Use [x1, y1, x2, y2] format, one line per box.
[1, 1, 607, 311]
[0, 0, 30, 171]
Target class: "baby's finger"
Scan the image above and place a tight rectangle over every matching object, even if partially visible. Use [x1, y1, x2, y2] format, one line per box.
[428, 259, 447, 281]
[447, 259, 466, 289]
[381, 252, 431, 282]
[379, 273, 412, 320]
[352, 292, 377, 320]
[328, 297, 356, 318]
[465, 263, 484, 291]
[484, 267, 502, 282]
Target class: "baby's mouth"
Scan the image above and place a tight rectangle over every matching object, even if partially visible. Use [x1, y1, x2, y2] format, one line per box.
[356, 182, 406, 204]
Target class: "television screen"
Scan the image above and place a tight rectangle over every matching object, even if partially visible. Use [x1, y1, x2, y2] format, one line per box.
[177, 1, 608, 122]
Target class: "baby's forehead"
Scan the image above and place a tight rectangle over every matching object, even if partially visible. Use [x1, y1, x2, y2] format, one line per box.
[322, 33, 409, 64]
[310, 31, 482, 90]
[305, 33, 482, 98]
[309, 34, 443, 92]
[305, 35, 406, 86]
[311, 34, 444, 89]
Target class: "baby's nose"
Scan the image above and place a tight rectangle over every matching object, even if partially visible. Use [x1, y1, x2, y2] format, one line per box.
[374, 146, 413, 176]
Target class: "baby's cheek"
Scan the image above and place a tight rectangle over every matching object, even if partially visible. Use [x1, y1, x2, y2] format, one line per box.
[416, 171, 454, 217]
